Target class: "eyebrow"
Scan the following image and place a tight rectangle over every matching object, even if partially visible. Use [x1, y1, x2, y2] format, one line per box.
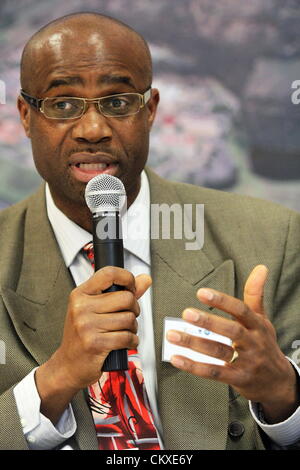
[99, 75, 135, 88]
[44, 77, 83, 92]
[44, 74, 136, 93]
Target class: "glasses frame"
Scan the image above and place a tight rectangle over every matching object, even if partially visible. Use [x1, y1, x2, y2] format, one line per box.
[20, 88, 152, 119]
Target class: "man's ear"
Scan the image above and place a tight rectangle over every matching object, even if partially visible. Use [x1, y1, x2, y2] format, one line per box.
[147, 88, 160, 130]
[17, 95, 31, 138]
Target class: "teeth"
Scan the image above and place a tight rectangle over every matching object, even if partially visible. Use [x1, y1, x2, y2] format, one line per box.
[78, 163, 108, 170]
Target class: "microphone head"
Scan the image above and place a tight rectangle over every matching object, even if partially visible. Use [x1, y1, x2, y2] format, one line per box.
[85, 174, 126, 214]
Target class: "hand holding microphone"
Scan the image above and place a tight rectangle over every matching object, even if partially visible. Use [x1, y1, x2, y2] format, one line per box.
[58, 173, 151, 383]
[35, 175, 151, 424]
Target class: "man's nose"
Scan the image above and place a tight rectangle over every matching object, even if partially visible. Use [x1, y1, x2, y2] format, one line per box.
[71, 104, 113, 143]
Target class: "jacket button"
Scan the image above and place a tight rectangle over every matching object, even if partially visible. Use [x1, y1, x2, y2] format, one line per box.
[228, 421, 245, 439]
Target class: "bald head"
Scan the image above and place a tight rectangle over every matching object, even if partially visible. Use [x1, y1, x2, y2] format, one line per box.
[20, 12, 152, 94]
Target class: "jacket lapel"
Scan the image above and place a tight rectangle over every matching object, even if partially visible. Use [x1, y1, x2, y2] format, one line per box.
[1, 185, 73, 364]
[147, 169, 235, 449]
[1, 186, 98, 450]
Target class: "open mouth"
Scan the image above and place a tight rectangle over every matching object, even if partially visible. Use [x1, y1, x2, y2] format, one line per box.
[70, 161, 119, 182]
[74, 162, 111, 170]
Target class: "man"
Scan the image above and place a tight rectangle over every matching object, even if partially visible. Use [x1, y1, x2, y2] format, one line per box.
[0, 12, 300, 450]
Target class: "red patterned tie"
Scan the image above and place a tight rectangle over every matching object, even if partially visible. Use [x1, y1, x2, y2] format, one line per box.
[83, 243, 161, 450]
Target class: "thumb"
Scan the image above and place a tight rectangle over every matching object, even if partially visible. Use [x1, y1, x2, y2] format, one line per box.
[243, 265, 269, 315]
[134, 274, 152, 300]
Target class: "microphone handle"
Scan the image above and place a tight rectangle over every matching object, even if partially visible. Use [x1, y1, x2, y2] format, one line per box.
[93, 213, 128, 371]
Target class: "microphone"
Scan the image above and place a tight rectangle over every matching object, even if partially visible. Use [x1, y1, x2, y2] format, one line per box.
[85, 174, 128, 371]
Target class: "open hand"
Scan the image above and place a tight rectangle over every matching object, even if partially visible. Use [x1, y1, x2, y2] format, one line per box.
[167, 265, 299, 423]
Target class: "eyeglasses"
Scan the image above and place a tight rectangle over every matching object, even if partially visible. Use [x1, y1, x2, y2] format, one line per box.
[20, 88, 152, 119]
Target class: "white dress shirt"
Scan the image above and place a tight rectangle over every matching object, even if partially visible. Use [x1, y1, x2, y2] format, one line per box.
[13, 171, 300, 449]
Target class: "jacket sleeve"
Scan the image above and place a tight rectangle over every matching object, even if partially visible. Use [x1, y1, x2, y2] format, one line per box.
[265, 210, 300, 449]
[272, 211, 300, 358]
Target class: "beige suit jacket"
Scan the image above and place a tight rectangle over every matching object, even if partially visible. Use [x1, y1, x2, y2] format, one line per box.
[0, 168, 300, 450]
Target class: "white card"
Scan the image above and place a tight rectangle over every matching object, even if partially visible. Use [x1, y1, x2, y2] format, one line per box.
[162, 317, 232, 366]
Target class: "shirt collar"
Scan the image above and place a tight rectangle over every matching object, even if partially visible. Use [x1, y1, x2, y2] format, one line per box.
[45, 171, 150, 268]
[123, 170, 150, 265]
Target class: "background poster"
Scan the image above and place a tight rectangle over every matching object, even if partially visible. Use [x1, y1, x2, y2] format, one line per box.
[1, 0, 300, 211]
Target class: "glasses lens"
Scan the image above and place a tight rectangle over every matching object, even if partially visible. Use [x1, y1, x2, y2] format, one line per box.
[43, 98, 84, 118]
[99, 94, 141, 117]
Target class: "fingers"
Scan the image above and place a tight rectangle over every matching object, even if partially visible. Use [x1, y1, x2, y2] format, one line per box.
[170, 355, 240, 386]
[78, 289, 141, 316]
[72, 271, 152, 316]
[75, 317, 139, 353]
[196, 288, 258, 329]
[166, 265, 284, 406]
[168, 265, 271, 370]
[77, 267, 152, 300]
[78, 266, 137, 296]
[67, 269, 151, 352]
[61, 267, 147, 390]
[181, 308, 248, 346]
[69, 323, 139, 357]
[167, 330, 234, 363]
[243, 265, 268, 315]
[195, 265, 269, 329]
[67, 296, 139, 357]
[77, 310, 138, 335]
[134, 274, 152, 300]
[100, 330, 139, 352]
